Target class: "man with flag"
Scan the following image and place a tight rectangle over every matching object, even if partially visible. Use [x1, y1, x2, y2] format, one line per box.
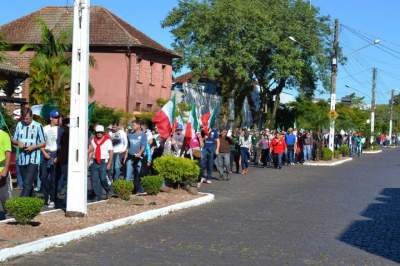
[184, 105, 201, 160]
[199, 109, 219, 184]
[152, 96, 176, 142]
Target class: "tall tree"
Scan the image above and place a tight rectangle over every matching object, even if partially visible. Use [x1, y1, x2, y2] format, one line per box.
[21, 21, 95, 115]
[163, 0, 332, 127]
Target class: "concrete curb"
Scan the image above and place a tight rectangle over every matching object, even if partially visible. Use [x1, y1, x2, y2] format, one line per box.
[303, 157, 353, 166]
[0, 192, 214, 262]
[363, 150, 382, 154]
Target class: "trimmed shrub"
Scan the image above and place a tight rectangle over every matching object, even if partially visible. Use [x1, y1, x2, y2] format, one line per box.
[112, 179, 134, 200]
[141, 175, 164, 195]
[153, 155, 200, 185]
[339, 144, 350, 156]
[334, 150, 341, 159]
[321, 147, 333, 161]
[5, 197, 44, 225]
[370, 143, 381, 150]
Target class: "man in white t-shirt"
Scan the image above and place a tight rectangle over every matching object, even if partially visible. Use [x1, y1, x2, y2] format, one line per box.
[41, 110, 61, 208]
[109, 123, 127, 180]
[88, 125, 113, 201]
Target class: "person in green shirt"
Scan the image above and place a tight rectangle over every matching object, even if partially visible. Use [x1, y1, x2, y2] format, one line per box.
[0, 129, 12, 220]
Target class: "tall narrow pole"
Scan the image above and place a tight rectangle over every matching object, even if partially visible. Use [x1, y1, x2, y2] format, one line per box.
[66, 0, 90, 217]
[389, 89, 394, 144]
[370, 67, 377, 144]
[328, 19, 339, 152]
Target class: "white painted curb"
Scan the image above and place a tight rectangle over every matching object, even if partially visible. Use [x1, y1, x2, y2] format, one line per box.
[303, 157, 353, 166]
[0, 192, 214, 262]
[363, 150, 382, 154]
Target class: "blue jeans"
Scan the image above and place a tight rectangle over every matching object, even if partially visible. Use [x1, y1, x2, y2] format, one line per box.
[57, 164, 68, 192]
[240, 147, 250, 170]
[16, 165, 23, 189]
[91, 160, 110, 200]
[201, 147, 215, 180]
[40, 151, 57, 204]
[274, 153, 283, 168]
[287, 145, 295, 164]
[303, 145, 312, 161]
[20, 164, 39, 197]
[126, 157, 144, 193]
[112, 152, 122, 180]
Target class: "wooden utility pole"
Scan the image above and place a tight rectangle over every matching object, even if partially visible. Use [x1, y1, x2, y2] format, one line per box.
[328, 19, 339, 152]
[370, 67, 377, 144]
[389, 89, 394, 144]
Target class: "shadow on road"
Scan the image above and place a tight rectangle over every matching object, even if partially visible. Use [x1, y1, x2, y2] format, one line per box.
[338, 188, 400, 263]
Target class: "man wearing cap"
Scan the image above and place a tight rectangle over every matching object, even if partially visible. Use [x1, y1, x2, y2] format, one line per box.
[40, 110, 61, 208]
[109, 122, 128, 180]
[88, 125, 114, 200]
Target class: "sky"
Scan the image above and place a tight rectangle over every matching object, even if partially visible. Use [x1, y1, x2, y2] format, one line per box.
[1, 0, 399, 104]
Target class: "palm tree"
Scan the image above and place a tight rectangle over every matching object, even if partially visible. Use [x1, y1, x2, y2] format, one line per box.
[21, 20, 95, 114]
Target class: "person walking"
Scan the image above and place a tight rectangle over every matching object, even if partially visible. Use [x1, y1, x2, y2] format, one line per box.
[302, 130, 313, 161]
[88, 125, 113, 201]
[271, 132, 287, 169]
[109, 122, 128, 180]
[258, 130, 270, 167]
[230, 128, 240, 174]
[40, 110, 61, 208]
[285, 128, 297, 165]
[0, 128, 11, 220]
[216, 128, 231, 180]
[239, 129, 252, 175]
[124, 121, 147, 194]
[12, 108, 45, 197]
[200, 126, 219, 184]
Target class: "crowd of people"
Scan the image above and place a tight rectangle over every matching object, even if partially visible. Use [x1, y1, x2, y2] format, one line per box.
[0, 106, 398, 218]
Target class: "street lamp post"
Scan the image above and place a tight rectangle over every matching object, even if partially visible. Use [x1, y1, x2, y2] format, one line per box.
[66, 0, 90, 217]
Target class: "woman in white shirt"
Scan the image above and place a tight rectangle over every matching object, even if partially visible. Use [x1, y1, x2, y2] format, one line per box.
[239, 129, 252, 175]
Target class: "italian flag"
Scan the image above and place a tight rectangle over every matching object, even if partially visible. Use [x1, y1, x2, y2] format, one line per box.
[152, 95, 176, 139]
[201, 108, 217, 134]
[184, 105, 199, 147]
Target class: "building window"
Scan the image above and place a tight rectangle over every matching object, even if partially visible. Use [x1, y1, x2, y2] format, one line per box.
[135, 102, 141, 111]
[161, 65, 166, 86]
[150, 62, 154, 85]
[147, 104, 153, 111]
[136, 58, 142, 82]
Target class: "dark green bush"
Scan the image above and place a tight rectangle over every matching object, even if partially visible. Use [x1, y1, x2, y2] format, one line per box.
[334, 150, 341, 159]
[339, 144, 350, 156]
[141, 175, 164, 195]
[321, 147, 333, 161]
[153, 155, 200, 185]
[112, 179, 134, 200]
[370, 143, 381, 150]
[5, 197, 44, 225]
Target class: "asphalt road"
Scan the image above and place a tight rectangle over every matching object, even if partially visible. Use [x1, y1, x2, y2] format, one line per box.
[5, 148, 400, 265]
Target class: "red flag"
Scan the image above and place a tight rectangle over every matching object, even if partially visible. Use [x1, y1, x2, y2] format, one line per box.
[201, 112, 211, 135]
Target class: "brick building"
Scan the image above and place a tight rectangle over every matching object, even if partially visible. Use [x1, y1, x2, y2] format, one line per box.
[0, 6, 179, 113]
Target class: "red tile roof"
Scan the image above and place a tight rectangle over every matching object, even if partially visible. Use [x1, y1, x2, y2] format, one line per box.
[0, 53, 30, 75]
[0, 6, 179, 58]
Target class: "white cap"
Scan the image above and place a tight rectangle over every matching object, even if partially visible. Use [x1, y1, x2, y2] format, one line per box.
[95, 125, 105, 133]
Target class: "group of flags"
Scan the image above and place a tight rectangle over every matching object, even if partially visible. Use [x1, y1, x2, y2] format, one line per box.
[152, 95, 217, 143]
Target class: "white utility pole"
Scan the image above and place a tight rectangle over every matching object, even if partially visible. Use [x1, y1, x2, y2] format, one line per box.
[329, 19, 339, 152]
[370, 67, 377, 144]
[66, 0, 90, 217]
[389, 89, 394, 144]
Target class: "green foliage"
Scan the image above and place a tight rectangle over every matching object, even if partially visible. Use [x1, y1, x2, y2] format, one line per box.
[321, 147, 333, 161]
[156, 98, 168, 107]
[339, 144, 350, 157]
[90, 103, 124, 128]
[368, 143, 381, 151]
[153, 155, 200, 185]
[5, 197, 44, 225]
[135, 112, 155, 127]
[334, 150, 341, 159]
[141, 175, 164, 195]
[177, 102, 190, 114]
[0, 106, 16, 132]
[291, 98, 329, 131]
[112, 179, 134, 201]
[21, 21, 95, 115]
[336, 103, 369, 133]
[163, 0, 332, 127]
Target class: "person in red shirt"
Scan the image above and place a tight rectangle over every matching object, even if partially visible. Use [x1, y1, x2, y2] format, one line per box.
[271, 132, 287, 169]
